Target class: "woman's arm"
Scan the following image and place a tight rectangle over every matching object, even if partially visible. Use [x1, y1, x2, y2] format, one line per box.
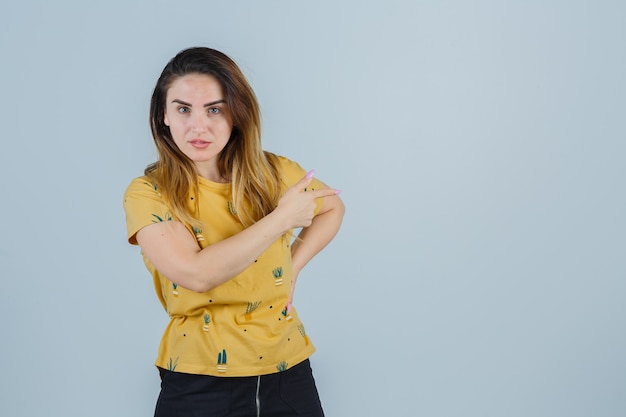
[288, 185, 345, 307]
[136, 174, 339, 293]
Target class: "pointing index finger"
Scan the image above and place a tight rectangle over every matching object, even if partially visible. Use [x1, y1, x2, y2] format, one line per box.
[310, 188, 342, 198]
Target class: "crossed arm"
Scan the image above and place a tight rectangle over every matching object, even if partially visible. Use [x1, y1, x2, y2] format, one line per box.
[136, 174, 344, 293]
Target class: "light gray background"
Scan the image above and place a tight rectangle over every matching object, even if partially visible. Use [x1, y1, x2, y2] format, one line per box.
[1, 1, 624, 416]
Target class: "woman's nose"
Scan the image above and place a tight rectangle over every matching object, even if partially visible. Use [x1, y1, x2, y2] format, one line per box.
[190, 113, 208, 133]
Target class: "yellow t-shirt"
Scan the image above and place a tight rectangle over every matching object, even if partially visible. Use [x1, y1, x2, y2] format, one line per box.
[123, 156, 324, 377]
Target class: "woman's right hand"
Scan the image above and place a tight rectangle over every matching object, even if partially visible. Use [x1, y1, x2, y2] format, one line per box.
[274, 171, 339, 230]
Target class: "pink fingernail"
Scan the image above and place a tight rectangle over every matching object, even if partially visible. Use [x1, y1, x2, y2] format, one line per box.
[286, 302, 292, 312]
[334, 189, 342, 195]
[306, 169, 316, 179]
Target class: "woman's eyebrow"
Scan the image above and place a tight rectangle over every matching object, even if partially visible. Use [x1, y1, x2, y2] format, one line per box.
[203, 99, 226, 107]
[171, 99, 226, 107]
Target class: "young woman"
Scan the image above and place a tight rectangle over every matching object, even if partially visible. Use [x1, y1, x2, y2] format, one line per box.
[123, 47, 344, 416]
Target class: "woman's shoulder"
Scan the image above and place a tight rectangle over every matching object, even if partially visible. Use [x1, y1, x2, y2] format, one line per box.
[124, 175, 158, 195]
[123, 175, 169, 209]
[265, 153, 306, 175]
[264, 153, 306, 186]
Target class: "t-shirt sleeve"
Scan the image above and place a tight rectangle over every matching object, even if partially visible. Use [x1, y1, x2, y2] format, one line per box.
[123, 177, 174, 245]
[277, 156, 326, 215]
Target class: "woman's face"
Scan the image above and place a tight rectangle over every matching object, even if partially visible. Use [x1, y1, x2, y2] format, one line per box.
[164, 73, 233, 180]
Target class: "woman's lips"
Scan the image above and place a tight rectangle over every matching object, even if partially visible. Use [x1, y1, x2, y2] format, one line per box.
[189, 139, 211, 149]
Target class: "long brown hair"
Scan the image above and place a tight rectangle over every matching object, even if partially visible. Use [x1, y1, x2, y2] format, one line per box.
[146, 47, 282, 229]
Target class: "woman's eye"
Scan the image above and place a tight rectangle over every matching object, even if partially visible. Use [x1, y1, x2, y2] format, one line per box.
[177, 107, 190, 114]
[208, 107, 221, 115]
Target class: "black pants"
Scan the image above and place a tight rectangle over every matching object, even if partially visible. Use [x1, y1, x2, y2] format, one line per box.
[154, 359, 325, 417]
